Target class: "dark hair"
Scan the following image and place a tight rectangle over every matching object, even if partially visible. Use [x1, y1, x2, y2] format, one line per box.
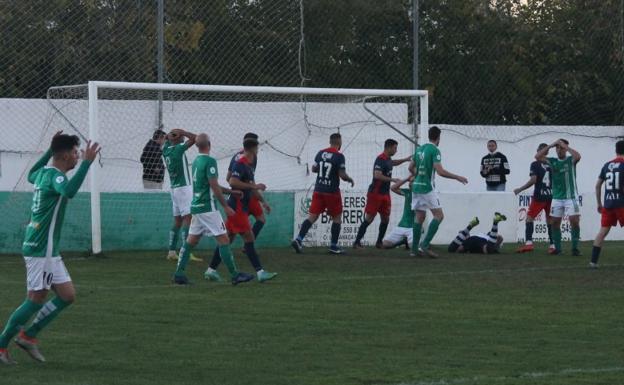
[559, 138, 569, 145]
[243, 138, 259, 150]
[152, 130, 166, 140]
[384, 139, 398, 149]
[51, 134, 80, 156]
[428, 126, 441, 141]
[244, 132, 259, 140]
[329, 133, 341, 144]
[487, 139, 497, 145]
[616, 140, 624, 155]
[537, 143, 548, 152]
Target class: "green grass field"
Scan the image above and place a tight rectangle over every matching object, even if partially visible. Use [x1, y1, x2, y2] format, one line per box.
[1, 242, 623, 385]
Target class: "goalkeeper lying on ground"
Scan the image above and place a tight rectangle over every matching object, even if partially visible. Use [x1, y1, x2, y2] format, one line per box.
[448, 212, 507, 254]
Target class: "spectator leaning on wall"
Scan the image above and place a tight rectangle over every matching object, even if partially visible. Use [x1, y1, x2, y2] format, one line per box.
[480, 140, 510, 191]
[140, 129, 166, 189]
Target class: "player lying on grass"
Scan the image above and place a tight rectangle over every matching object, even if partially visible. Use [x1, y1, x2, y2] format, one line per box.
[172, 134, 254, 286]
[447, 213, 507, 254]
[380, 176, 414, 249]
[0, 132, 99, 365]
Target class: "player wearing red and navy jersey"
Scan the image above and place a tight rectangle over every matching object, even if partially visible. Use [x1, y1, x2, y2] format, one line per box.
[291, 133, 354, 254]
[513, 143, 555, 253]
[591, 140, 624, 268]
[226, 133, 271, 242]
[353, 139, 410, 248]
[206, 138, 277, 283]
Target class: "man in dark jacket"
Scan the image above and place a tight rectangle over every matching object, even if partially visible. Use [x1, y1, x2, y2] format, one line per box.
[140, 129, 166, 189]
[480, 140, 510, 191]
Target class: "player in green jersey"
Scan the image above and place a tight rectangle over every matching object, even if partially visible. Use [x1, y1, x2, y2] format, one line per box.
[409, 126, 468, 258]
[381, 177, 414, 249]
[172, 134, 254, 285]
[0, 132, 100, 365]
[535, 139, 582, 255]
[162, 128, 201, 262]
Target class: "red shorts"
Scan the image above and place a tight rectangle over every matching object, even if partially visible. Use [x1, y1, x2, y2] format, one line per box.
[248, 195, 263, 218]
[365, 192, 391, 217]
[601, 207, 624, 227]
[309, 191, 343, 217]
[527, 199, 551, 220]
[225, 202, 252, 234]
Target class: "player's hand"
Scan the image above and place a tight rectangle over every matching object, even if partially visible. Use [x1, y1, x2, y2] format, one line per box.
[52, 130, 63, 139]
[224, 206, 236, 217]
[349, 179, 355, 187]
[597, 204, 603, 214]
[229, 189, 243, 198]
[82, 140, 101, 162]
[457, 176, 468, 185]
[255, 183, 267, 191]
[391, 178, 401, 184]
[513, 188, 521, 195]
[262, 202, 272, 214]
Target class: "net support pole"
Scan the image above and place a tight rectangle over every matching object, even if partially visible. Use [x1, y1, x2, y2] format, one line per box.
[88, 81, 102, 254]
[156, 0, 164, 129]
[419, 92, 428, 142]
[412, 0, 420, 147]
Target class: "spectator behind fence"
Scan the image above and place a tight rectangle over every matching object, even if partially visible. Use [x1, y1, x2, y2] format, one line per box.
[480, 140, 510, 191]
[140, 129, 166, 189]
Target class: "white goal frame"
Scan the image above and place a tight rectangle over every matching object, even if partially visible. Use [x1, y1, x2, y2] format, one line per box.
[84, 81, 428, 254]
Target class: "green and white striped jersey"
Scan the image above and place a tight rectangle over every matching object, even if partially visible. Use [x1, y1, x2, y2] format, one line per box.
[547, 156, 578, 200]
[191, 154, 219, 214]
[162, 141, 191, 188]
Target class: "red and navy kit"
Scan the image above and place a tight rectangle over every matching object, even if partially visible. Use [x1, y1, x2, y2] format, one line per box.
[228, 150, 257, 173]
[365, 153, 393, 217]
[228, 150, 262, 217]
[309, 148, 346, 217]
[226, 156, 255, 233]
[599, 157, 624, 227]
[527, 160, 552, 219]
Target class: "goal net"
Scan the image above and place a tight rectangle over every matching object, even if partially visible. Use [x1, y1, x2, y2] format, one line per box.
[2, 82, 428, 253]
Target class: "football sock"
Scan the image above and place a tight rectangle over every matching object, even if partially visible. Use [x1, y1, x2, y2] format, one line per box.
[244, 242, 263, 271]
[25, 296, 71, 338]
[420, 218, 441, 249]
[571, 226, 580, 250]
[591, 246, 601, 264]
[330, 223, 341, 246]
[547, 223, 553, 245]
[355, 220, 371, 244]
[0, 299, 42, 348]
[168, 225, 180, 251]
[553, 227, 562, 251]
[297, 219, 313, 241]
[209, 247, 221, 270]
[180, 225, 189, 244]
[376, 222, 389, 245]
[487, 223, 499, 243]
[175, 241, 192, 276]
[411, 223, 423, 253]
[218, 245, 238, 278]
[525, 221, 534, 242]
[252, 220, 265, 239]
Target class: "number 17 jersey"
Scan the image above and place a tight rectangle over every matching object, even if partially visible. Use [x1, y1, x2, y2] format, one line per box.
[313, 147, 346, 193]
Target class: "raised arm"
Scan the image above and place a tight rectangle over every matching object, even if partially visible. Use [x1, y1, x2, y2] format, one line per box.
[53, 141, 100, 198]
[567, 146, 581, 164]
[391, 155, 411, 166]
[536, 141, 556, 161]
[433, 163, 468, 184]
[181, 130, 197, 148]
[28, 149, 52, 184]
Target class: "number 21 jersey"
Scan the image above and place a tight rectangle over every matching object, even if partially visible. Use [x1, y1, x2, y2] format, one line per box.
[599, 158, 624, 209]
[313, 147, 346, 193]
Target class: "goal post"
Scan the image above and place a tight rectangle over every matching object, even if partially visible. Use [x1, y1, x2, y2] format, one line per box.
[46, 81, 429, 253]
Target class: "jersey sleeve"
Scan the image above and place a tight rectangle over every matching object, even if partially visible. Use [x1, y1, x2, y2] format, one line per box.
[529, 161, 539, 177]
[337, 153, 346, 170]
[230, 162, 246, 181]
[373, 157, 384, 171]
[51, 161, 91, 198]
[228, 155, 237, 172]
[598, 163, 608, 180]
[432, 147, 441, 163]
[206, 158, 219, 179]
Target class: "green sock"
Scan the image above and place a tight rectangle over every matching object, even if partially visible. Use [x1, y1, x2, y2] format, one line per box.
[420, 219, 441, 249]
[25, 296, 71, 338]
[181, 226, 190, 245]
[0, 299, 42, 348]
[175, 241, 192, 276]
[218, 245, 239, 278]
[571, 226, 580, 250]
[169, 226, 180, 251]
[553, 227, 562, 251]
[411, 223, 423, 253]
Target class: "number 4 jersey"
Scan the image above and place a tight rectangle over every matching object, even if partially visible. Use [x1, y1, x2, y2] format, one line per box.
[599, 157, 624, 208]
[313, 147, 346, 193]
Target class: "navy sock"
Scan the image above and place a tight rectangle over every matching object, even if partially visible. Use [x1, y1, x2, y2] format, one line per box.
[591, 246, 601, 264]
[525, 221, 534, 242]
[331, 223, 341, 246]
[355, 220, 370, 243]
[209, 247, 221, 269]
[547, 224, 553, 244]
[377, 222, 389, 244]
[244, 242, 263, 271]
[297, 219, 313, 241]
[252, 220, 265, 239]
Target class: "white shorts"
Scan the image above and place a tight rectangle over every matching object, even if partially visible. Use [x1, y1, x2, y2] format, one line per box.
[171, 185, 192, 216]
[383, 226, 412, 247]
[550, 198, 581, 218]
[24, 256, 71, 291]
[412, 191, 442, 211]
[189, 211, 227, 237]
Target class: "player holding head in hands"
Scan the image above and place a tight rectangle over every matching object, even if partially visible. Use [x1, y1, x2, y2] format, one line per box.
[409, 126, 468, 258]
[0, 132, 100, 365]
[590, 140, 624, 268]
[172, 134, 254, 285]
[292, 133, 355, 254]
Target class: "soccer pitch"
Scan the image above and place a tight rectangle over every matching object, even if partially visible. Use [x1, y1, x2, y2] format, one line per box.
[1, 242, 623, 385]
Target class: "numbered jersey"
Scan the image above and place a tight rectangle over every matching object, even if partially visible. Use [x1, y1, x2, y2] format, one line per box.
[162, 141, 191, 188]
[599, 157, 624, 209]
[547, 156, 578, 200]
[529, 161, 552, 201]
[412, 143, 441, 194]
[368, 153, 393, 195]
[313, 148, 346, 193]
[228, 155, 255, 211]
[191, 154, 219, 214]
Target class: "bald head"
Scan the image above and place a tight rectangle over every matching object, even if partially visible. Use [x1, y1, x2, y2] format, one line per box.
[196, 133, 211, 152]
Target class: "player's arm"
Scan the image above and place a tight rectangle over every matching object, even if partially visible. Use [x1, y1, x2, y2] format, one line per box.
[170, 128, 196, 149]
[54, 141, 100, 198]
[513, 176, 537, 195]
[595, 177, 605, 213]
[536, 141, 557, 161]
[339, 169, 355, 187]
[228, 176, 266, 192]
[252, 189, 272, 213]
[208, 178, 235, 216]
[28, 131, 64, 183]
[408, 160, 416, 175]
[373, 170, 400, 184]
[433, 163, 468, 184]
[391, 155, 412, 166]
[567, 146, 581, 164]
[390, 177, 411, 195]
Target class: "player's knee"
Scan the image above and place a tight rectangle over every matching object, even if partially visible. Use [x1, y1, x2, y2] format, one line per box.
[27, 291, 48, 304]
[61, 293, 76, 304]
[434, 213, 444, 222]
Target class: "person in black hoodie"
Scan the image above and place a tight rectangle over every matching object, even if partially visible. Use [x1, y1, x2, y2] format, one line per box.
[480, 140, 510, 191]
[140, 129, 166, 189]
